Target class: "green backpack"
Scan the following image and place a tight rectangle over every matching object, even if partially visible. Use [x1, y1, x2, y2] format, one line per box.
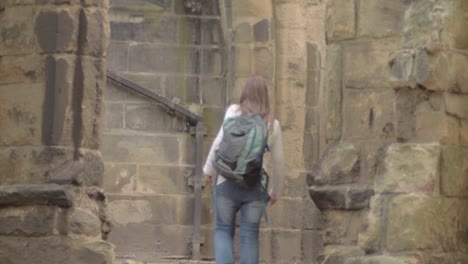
[213, 114, 269, 187]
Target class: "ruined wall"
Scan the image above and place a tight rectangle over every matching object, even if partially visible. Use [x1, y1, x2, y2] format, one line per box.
[0, 0, 113, 263]
[307, 0, 468, 263]
[103, 0, 227, 262]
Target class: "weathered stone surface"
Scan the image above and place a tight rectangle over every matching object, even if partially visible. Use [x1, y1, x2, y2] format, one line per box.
[445, 93, 468, 120]
[137, 165, 193, 194]
[234, 46, 252, 77]
[462, 120, 468, 147]
[201, 77, 225, 107]
[129, 44, 197, 73]
[321, 246, 364, 264]
[234, 22, 252, 43]
[414, 50, 450, 91]
[107, 199, 152, 226]
[343, 40, 399, 89]
[402, 0, 452, 48]
[0, 206, 57, 235]
[440, 145, 468, 197]
[201, 18, 222, 45]
[68, 208, 101, 236]
[375, 143, 440, 194]
[201, 48, 223, 75]
[358, 196, 384, 253]
[79, 8, 110, 56]
[387, 195, 459, 252]
[107, 41, 129, 71]
[357, 0, 405, 38]
[77, 241, 114, 264]
[125, 103, 175, 132]
[449, 52, 468, 94]
[271, 229, 302, 264]
[345, 255, 422, 264]
[343, 90, 395, 140]
[268, 198, 306, 229]
[306, 42, 321, 107]
[0, 54, 44, 85]
[232, 0, 271, 19]
[309, 186, 373, 210]
[302, 230, 323, 263]
[101, 134, 180, 163]
[0, 184, 72, 207]
[325, 0, 355, 41]
[427, 253, 468, 264]
[253, 19, 269, 42]
[103, 163, 136, 193]
[0, 6, 38, 56]
[0, 83, 44, 146]
[104, 102, 124, 130]
[202, 106, 224, 136]
[325, 44, 342, 142]
[253, 47, 274, 79]
[444, 0, 468, 50]
[175, 0, 219, 16]
[307, 142, 360, 186]
[390, 50, 415, 85]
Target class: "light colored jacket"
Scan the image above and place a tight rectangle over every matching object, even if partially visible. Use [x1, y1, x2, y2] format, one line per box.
[203, 104, 284, 198]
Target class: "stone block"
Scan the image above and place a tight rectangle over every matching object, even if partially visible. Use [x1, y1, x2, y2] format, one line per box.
[357, 0, 406, 38]
[462, 120, 468, 147]
[253, 47, 274, 79]
[103, 162, 137, 193]
[137, 165, 192, 194]
[275, 3, 305, 29]
[165, 75, 198, 104]
[107, 41, 129, 71]
[145, 195, 196, 225]
[309, 186, 373, 210]
[302, 230, 323, 263]
[107, 199, 152, 226]
[79, 8, 110, 56]
[77, 241, 114, 264]
[234, 22, 252, 43]
[268, 198, 305, 229]
[414, 50, 450, 91]
[253, 19, 269, 42]
[0, 206, 57, 236]
[232, 0, 271, 19]
[440, 145, 468, 197]
[201, 77, 225, 107]
[306, 42, 321, 107]
[104, 102, 124, 130]
[201, 18, 222, 45]
[0, 6, 37, 56]
[101, 134, 180, 164]
[390, 50, 415, 85]
[0, 184, 72, 207]
[343, 40, 399, 89]
[415, 100, 460, 144]
[375, 143, 440, 194]
[68, 207, 101, 236]
[201, 48, 224, 76]
[325, 44, 342, 142]
[321, 246, 364, 264]
[343, 89, 395, 140]
[449, 52, 468, 94]
[386, 195, 458, 252]
[307, 142, 360, 186]
[108, 222, 159, 261]
[234, 46, 252, 77]
[0, 54, 44, 85]
[345, 255, 422, 264]
[135, 15, 178, 43]
[0, 236, 77, 264]
[358, 196, 384, 253]
[123, 72, 163, 95]
[445, 93, 468, 120]
[125, 103, 175, 132]
[325, 0, 355, 41]
[443, 0, 468, 50]
[303, 131, 319, 171]
[79, 57, 106, 150]
[271, 229, 302, 264]
[0, 83, 44, 146]
[129, 44, 197, 74]
[302, 197, 324, 230]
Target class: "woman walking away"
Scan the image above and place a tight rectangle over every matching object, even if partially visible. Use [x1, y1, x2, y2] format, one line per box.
[203, 75, 284, 264]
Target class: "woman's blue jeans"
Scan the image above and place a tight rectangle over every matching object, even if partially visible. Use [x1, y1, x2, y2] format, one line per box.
[214, 180, 268, 264]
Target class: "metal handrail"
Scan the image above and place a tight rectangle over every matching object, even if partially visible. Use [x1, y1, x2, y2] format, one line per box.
[106, 71, 204, 260]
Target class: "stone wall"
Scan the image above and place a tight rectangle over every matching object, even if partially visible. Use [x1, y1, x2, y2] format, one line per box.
[307, 0, 468, 263]
[103, 0, 227, 262]
[0, 0, 113, 263]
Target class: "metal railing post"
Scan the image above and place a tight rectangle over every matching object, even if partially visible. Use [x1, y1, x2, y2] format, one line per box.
[192, 121, 204, 260]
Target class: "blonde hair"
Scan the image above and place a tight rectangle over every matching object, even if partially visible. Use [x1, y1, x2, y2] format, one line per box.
[239, 76, 271, 121]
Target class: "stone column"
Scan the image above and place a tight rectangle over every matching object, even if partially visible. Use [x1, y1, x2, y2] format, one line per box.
[0, 0, 113, 263]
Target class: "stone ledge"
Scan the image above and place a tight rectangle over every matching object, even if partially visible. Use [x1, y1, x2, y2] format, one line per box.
[309, 185, 374, 210]
[0, 184, 72, 207]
